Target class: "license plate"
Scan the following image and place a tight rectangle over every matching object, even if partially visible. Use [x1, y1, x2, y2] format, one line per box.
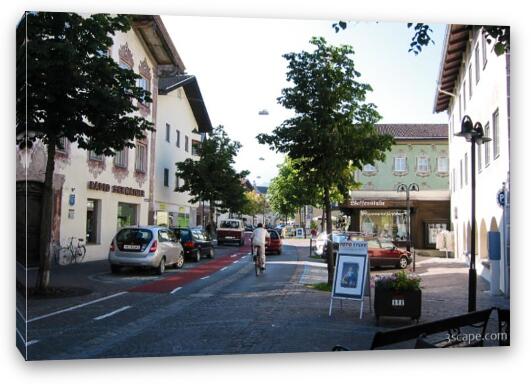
[124, 244, 141, 250]
[225, 236, 234, 239]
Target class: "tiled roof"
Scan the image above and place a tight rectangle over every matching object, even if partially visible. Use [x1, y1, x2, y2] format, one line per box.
[375, 124, 448, 139]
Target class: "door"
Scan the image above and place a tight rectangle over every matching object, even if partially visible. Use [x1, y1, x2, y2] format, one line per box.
[158, 230, 175, 265]
[16, 181, 43, 267]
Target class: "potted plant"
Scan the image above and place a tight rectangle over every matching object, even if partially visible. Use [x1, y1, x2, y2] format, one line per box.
[373, 271, 422, 324]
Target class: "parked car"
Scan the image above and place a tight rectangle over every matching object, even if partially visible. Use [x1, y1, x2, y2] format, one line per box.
[265, 229, 283, 255]
[171, 227, 214, 262]
[108, 226, 184, 275]
[320, 231, 411, 269]
[217, 219, 245, 246]
[244, 224, 255, 232]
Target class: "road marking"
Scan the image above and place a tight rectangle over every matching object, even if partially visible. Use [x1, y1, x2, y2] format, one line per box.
[200, 275, 210, 280]
[232, 260, 239, 264]
[230, 254, 238, 258]
[28, 291, 128, 323]
[220, 267, 228, 271]
[94, 306, 131, 321]
[16, 328, 39, 347]
[16, 306, 26, 321]
[170, 287, 182, 294]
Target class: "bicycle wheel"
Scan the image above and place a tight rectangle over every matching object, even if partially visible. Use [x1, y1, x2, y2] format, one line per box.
[58, 248, 72, 266]
[75, 245, 86, 263]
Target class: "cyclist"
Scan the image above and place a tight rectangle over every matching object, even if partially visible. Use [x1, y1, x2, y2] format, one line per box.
[252, 223, 270, 272]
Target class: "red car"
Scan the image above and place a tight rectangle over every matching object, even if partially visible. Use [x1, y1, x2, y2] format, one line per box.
[266, 230, 283, 255]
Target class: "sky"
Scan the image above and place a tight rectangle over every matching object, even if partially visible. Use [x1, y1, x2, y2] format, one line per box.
[162, 16, 447, 186]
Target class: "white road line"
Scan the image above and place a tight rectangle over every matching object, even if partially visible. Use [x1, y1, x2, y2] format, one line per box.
[16, 306, 26, 321]
[16, 328, 39, 347]
[28, 291, 128, 323]
[170, 287, 182, 294]
[94, 306, 131, 321]
[220, 267, 228, 271]
[230, 254, 238, 258]
[232, 260, 239, 264]
[200, 275, 210, 280]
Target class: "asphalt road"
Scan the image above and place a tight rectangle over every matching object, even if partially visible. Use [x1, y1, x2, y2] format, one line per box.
[19, 242, 302, 360]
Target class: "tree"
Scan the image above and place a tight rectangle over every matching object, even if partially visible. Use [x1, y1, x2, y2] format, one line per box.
[333, 21, 510, 55]
[241, 191, 264, 225]
[16, 12, 154, 290]
[175, 125, 249, 238]
[258, 37, 394, 284]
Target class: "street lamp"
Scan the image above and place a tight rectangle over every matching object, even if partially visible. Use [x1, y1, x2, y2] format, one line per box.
[455, 115, 491, 312]
[397, 183, 419, 271]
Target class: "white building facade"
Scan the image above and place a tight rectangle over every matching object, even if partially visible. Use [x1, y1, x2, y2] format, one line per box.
[16, 16, 186, 265]
[154, 76, 212, 228]
[434, 25, 510, 295]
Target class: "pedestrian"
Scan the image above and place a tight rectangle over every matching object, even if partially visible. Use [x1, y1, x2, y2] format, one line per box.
[252, 223, 270, 271]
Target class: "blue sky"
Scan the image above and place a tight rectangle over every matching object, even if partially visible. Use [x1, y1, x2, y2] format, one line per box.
[162, 16, 447, 185]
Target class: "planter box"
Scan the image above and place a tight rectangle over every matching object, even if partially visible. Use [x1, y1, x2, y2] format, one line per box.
[374, 287, 421, 323]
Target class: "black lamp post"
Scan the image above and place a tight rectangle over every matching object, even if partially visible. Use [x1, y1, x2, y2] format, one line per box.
[454, 115, 491, 312]
[397, 183, 419, 271]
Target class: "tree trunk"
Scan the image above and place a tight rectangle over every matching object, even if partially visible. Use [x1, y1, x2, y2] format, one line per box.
[324, 188, 334, 286]
[208, 200, 216, 239]
[321, 205, 326, 233]
[36, 141, 56, 291]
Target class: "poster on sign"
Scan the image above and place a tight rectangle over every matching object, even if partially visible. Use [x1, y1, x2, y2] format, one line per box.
[329, 240, 369, 318]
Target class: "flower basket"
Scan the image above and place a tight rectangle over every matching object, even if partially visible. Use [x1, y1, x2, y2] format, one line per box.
[373, 271, 422, 323]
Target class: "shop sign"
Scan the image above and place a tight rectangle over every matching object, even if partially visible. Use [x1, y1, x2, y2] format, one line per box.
[350, 199, 386, 207]
[87, 181, 145, 197]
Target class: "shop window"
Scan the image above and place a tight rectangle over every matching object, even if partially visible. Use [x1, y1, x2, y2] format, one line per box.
[360, 209, 407, 241]
[135, 143, 147, 173]
[114, 148, 128, 168]
[86, 199, 101, 244]
[117, 202, 138, 230]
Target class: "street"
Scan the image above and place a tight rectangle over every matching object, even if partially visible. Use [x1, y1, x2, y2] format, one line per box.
[16, 237, 508, 360]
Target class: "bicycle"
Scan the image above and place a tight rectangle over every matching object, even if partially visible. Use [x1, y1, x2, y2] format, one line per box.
[253, 245, 262, 276]
[52, 237, 86, 265]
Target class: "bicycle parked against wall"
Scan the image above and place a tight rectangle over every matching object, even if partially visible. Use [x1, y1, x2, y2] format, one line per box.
[52, 237, 86, 265]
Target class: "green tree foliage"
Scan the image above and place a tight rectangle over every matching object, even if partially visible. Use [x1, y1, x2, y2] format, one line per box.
[175, 125, 249, 236]
[16, 12, 154, 290]
[241, 191, 265, 219]
[333, 20, 510, 56]
[257, 37, 394, 284]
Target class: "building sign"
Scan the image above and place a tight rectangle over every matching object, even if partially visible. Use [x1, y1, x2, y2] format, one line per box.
[350, 200, 386, 207]
[87, 181, 145, 197]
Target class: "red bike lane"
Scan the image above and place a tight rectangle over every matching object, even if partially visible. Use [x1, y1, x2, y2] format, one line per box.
[129, 234, 253, 294]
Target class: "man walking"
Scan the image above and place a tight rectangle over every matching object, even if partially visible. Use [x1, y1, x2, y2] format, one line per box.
[252, 223, 270, 271]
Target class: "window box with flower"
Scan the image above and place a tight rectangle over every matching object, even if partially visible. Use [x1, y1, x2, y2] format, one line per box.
[373, 271, 422, 324]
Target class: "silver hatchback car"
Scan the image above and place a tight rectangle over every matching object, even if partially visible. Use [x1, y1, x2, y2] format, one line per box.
[109, 226, 184, 275]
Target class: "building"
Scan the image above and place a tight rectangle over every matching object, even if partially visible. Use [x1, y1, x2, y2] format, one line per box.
[433, 25, 510, 295]
[341, 124, 450, 251]
[154, 75, 213, 228]
[16, 16, 185, 266]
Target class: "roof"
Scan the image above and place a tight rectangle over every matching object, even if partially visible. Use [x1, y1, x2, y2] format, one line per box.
[159, 75, 213, 133]
[433, 25, 471, 113]
[131, 15, 186, 72]
[375, 124, 448, 139]
[255, 186, 268, 195]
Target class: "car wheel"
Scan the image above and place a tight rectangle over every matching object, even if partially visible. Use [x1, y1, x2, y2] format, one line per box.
[110, 265, 121, 274]
[156, 257, 166, 275]
[399, 256, 408, 269]
[207, 248, 214, 259]
[175, 253, 184, 269]
[194, 250, 201, 262]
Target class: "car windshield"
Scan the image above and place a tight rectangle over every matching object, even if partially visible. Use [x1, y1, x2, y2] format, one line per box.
[116, 228, 153, 245]
[220, 221, 240, 229]
[380, 240, 395, 249]
[174, 229, 192, 242]
[269, 231, 279, 239]
[191, 229, 206, 240]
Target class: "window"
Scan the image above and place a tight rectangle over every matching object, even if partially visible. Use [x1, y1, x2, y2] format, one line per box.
[417, 157, 429, 173]
[163, 168, 169, 187]
[89, 150, 104, 162]
[185, 135, 189, 152]
[463, 81, 467, 111]
[460, 159, 463, 188]
[437, 157, 449, 173]
[135, 143, 147, 173]
[464, 153, 468, 185]
[137, 76, 150, 93]
[475, 44, 480, 84]
[477, 141, 483, 172]
[191, 140, 201, 156]
[468, 65, 473, 99]
[482, 29, 488, 68]
[452, 169, 456, 192]
[493, 109, 500, 158]
[362, 164, 377, 173]
[86, 199, 101, 244]
[175, 176, 180, 191]
[165, 123, 171, 142]
[117, 203, 138, 230]
[114, 148, 128, 168]
[484, 122, 491, 166]
[393, 157, 407, 172]
[56, 136, 69, 154]
[176, 130, 181, 147]
[458, 95, 462, 122]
